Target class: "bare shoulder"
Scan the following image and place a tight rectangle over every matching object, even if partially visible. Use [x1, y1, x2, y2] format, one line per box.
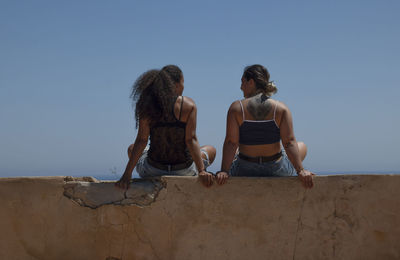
[228, 100, 242, 113]
[270, 99, 291, 127]
[182, 96, 196, 110]
[180, 96, 196, 123]
[227, 100, 243, 125]
[271, 99, 290, 113]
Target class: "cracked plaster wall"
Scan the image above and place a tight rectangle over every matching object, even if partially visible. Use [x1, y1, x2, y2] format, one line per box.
[0, 175, 399, 260]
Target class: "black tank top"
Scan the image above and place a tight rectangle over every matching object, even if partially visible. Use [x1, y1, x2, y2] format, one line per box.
[148, 96, 193, 164]
[238, 100, 281, 145]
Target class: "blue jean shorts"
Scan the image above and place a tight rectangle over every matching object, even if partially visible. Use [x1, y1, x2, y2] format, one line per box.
[229, 150, 297, 177]
[136, 148, 210, 178]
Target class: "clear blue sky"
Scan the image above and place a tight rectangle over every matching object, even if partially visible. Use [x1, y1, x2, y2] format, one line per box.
[1, 0, 399, 178]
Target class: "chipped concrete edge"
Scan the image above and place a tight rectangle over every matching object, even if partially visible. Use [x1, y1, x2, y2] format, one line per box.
[63, 177, 166, 209]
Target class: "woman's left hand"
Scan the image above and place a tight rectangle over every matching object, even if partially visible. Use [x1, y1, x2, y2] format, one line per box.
[216, 171, 229, 185]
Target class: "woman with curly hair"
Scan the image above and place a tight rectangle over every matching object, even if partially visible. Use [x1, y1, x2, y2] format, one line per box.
[116, 65, 216, 188]
[216, 64, 314, 188]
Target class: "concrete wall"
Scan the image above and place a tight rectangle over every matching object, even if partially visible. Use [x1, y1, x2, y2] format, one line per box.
[0, 175, 399, 260]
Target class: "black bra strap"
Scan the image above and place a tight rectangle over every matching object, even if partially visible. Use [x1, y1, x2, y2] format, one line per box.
[178, 96, 184, 121]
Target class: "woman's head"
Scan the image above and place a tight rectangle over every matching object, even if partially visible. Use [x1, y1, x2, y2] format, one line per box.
[161, 65, 182, 83]
[242, 64, 277, 97]
[131, 68, 177, 127]
[162, 65, 184, 95]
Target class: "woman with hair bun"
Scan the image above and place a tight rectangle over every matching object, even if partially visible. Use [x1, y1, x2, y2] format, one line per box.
[216, 64, 314, 188]
[115, 65, 216, 189]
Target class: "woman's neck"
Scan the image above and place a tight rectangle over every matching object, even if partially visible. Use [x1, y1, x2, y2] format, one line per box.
[247, 91, 265, 99]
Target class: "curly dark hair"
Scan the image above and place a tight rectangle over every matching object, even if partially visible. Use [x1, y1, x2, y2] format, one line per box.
[131, 69, 177, 128]
[243, 64, 277, 96]
[161, 65, 182, 84]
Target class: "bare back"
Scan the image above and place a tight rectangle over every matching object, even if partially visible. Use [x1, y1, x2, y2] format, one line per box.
[173, 96, 194, 123]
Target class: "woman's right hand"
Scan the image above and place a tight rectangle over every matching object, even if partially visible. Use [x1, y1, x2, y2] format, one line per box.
[297, 169, 314, 189]
[198, 171, 215, 188]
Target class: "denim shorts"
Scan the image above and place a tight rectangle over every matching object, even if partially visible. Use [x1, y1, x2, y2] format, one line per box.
[229, 150, 297, 177]
[136, 148, 210, 178]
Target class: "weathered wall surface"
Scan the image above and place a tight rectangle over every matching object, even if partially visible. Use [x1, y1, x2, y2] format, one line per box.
[0, 175, 399, 260]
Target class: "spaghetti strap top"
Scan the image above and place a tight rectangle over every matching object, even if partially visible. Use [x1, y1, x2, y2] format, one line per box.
[148, 96, 193, 164]
[238, 100, 281, 145]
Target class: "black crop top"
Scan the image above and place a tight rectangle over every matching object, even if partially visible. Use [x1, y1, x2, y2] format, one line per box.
[148, 96, 193, 164]
[238, 100, 281, 145]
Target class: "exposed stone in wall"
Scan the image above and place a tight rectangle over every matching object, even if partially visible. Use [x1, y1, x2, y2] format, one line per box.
[63, 178, 165, 208]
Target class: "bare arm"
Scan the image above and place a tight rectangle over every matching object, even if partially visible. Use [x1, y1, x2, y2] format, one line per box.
[115, 118, 150, 189]
[221, 101, 240, 173]
[280, 104, 303, 172]
[185, 102, 204, 171]
[184, 99, 214, 187]
[217, 101, 240, 185]
[280, 103, 314, 188]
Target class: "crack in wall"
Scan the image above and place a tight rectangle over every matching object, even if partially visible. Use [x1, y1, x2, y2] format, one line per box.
[332, 198, 339, 258]
[292, 189, 306, 260]
[120, 208, 130, 260]
[162, 203, 174, 260]
[132, 220, 161, 260]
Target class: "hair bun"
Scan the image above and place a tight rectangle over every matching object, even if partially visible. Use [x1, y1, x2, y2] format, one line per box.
[267, 81, 276, 88]
[266, 81, 277, 95]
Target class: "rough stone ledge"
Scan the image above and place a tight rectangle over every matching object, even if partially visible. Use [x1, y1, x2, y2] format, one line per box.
[61, 174, 400, 210]
[63, 177, 165, 209]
